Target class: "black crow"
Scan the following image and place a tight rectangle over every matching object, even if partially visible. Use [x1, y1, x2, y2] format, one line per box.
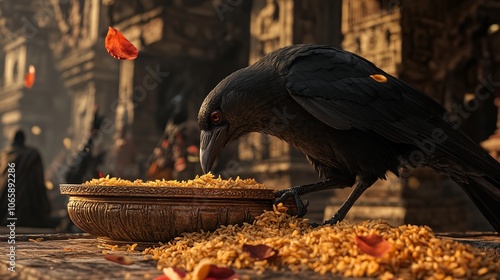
[198, 44, 500, 232]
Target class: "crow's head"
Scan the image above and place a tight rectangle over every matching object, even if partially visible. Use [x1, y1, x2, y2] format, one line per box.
[197, 66, 280, 173]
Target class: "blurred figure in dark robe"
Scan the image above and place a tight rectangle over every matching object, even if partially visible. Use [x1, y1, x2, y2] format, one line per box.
[0, 130, 52, 227]
[111, 125, 138, 180]
[65, 108, 106, 183]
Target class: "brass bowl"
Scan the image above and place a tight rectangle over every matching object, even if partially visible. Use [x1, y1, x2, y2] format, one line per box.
[60, 184, 282, 244]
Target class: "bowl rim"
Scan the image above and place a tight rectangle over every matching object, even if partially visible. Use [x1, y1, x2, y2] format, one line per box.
[59, 184, 275, 199]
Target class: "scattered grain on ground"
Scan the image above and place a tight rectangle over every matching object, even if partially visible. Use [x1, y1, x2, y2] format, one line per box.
[143, 204, 500, 279]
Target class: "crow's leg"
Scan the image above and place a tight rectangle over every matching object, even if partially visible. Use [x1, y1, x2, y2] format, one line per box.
[323, 175, 378, 225]
[274, 179, 353, 218]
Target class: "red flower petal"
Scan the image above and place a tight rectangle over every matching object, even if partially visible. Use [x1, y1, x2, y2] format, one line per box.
[157, 267, 186, 280]
[242, 244, 278, 261]
[103, 254, 134, 265]
[24, 65, 36, 88]
[193, 260, 211, 280]
[355, 234, 392, 258]
[105, 27, 138, 60]
[206, 265, 238, 280]
[193, 260, 239, 280]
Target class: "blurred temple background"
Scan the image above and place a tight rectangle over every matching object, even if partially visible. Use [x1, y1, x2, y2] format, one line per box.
[0, 0, 499, 232]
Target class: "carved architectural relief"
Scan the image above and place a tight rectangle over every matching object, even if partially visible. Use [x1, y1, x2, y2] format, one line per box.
[342, 0, 402, 76]
[50, 0, 99, 56]
[249, 0, 293, 65]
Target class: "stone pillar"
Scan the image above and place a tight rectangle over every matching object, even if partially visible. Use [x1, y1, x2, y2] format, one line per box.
[248, 0, 294, 65]
[482, 99, 500, 159]
[50, 0, 120, 176]
[0, 37, 26, 147]
[110, 59, 138, 179]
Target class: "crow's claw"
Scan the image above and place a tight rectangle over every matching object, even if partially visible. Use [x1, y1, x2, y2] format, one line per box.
[309, 222, 321, 228]
[322, 213, 342, 226]
[274, 188, 289, 198]
[274, 187, 309, 217]
[274, 188, 297, 204]
[303, 199, 310, 208]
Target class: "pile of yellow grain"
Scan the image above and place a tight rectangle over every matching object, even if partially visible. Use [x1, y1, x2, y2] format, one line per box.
[83, 173, 268, 189]
[144, 204, 500, 279]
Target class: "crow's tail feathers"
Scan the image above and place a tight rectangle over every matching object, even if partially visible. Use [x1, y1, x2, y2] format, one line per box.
[455, 175, 500, 233]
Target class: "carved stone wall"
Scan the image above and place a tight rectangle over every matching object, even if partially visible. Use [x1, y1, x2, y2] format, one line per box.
[0, 0, 70, 179]
[342, 0, 402, 76]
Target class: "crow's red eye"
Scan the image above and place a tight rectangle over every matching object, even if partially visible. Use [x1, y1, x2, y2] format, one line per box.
[210, 110, 222, 124]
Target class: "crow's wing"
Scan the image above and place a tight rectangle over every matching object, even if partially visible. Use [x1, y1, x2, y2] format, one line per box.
[284, 46, 500, 177]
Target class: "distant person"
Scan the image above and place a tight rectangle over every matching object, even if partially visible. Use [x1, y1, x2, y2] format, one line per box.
[66, 107, 106, 183]
[0, 129, 52, 227]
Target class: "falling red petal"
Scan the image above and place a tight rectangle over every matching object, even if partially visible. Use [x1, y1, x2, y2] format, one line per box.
[193, 261, 238, 280]
[193, 261, 211, 280]
[105, 26, 138, 60]
[242, 244, 278, 261]
[24, 65, 36, 88]
[355, 234, 392, 258]
[158, 267, 186, 280]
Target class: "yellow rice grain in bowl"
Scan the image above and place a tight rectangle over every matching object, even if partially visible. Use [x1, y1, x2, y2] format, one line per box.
[83, 173, 269, 189]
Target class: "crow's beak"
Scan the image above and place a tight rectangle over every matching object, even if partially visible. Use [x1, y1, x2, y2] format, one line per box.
[200, 125, 229, 173]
